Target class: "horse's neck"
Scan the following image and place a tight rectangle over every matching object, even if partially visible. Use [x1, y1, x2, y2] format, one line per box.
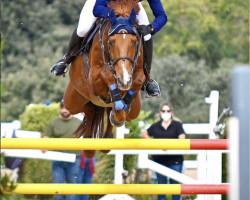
[89, 22, 110, 66]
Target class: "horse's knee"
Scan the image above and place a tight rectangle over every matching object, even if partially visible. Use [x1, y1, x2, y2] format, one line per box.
[133, 73, 146, 88]
[136, 75, 146, 85]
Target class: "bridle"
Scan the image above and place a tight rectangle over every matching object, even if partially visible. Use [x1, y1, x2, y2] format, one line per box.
[99, 20, 142, 77]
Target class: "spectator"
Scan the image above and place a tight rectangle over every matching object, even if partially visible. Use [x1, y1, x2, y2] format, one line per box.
[44, 100, 82, 200]
[141, 102, 186, 200]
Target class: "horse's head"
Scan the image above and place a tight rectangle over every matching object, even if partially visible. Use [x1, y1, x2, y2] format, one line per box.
[107, 8, 141, 91]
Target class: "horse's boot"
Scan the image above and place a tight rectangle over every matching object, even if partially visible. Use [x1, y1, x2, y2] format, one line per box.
[142, 38, 161, 97]
[51, 26, 84, 76]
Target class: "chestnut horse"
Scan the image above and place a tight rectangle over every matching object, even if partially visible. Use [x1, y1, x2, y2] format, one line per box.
[64, 0, 145, 158]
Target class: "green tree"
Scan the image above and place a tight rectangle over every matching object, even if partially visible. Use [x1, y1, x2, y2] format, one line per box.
[1, 0, 84, 121]
[143, 0, 248, 67]
[1, 48, 68, 121]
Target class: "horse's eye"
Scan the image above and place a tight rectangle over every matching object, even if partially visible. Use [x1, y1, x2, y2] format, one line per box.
[109, 38, 115, 46]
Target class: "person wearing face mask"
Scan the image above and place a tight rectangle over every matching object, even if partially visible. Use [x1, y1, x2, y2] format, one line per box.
[141, 102, 186, 200]
[43, 100, 96, 200]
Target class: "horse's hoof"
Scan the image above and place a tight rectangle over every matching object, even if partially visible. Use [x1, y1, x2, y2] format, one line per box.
[84, 150, 96, 158]
[109, 110, 125, 127]
[100, 150, 111, 154]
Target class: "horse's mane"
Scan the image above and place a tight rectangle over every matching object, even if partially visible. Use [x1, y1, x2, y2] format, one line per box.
[109, 0, 140, 18]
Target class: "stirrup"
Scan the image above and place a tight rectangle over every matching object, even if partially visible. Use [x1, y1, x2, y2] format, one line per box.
[50, 55, 70, 77]
[143, 79, 161, 98]
[50, 63, 69, 77]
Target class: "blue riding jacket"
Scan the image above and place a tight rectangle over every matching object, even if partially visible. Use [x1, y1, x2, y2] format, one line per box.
[93, 0, 167, 33]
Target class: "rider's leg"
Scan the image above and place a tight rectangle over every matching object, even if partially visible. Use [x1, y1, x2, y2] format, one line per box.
[143, 38, 161, 97]
[137, 2, 161, 97]
[51, 0, 97, 76]
[51, 27, 83, 76]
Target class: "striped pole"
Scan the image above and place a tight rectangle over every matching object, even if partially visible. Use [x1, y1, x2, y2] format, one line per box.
[9, 184, 229, 195]
[1, 138, 229, 150]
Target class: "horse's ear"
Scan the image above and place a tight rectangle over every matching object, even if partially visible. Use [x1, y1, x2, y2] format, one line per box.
[109, 9, 117, 25]
[128, 8, 136, 24]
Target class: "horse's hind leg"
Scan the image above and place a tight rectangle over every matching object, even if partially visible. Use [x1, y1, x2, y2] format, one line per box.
[100, 108, 114, 154]
[81, 102, 98, 158]
[64, 81, 88, 114]
[81, 102, 96, 137]
[64, 82, 96, 158]
[104, 108, 114, 138]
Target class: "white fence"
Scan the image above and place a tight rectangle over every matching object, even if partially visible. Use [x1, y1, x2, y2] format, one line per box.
[1, 91, 226, 200]
[104, 90, 227, 200]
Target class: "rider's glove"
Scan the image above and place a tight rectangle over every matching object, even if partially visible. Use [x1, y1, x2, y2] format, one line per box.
[137, 24, 155, 36]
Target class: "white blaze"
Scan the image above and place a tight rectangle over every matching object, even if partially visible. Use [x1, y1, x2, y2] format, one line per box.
[122, 62, 130, 85]
[123, 34, 126, 39]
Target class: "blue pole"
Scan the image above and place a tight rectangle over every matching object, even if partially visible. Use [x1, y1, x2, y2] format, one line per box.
[231, 65, 250, 200]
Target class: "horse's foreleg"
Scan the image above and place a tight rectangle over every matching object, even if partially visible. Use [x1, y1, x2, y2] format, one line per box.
[99, 69, 126, 126]
[123, 70, 145, 113]
[126, 92, 142, 121]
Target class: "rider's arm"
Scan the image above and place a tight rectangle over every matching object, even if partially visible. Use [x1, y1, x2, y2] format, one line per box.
[93, 0, 110, 18]
[147, 0, 168, 33]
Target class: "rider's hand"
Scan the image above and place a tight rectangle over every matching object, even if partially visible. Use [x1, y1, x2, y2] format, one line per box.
[137, 25, 155, 36]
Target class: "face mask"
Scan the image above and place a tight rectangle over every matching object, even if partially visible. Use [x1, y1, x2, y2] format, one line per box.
[161, 113, 171, 121]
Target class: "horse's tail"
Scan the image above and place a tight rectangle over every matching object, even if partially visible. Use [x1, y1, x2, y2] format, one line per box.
[73, 104, 106, 138]
[73, 118, 87, 138]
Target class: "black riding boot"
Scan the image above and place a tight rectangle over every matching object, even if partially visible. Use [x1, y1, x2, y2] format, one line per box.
[143, 38, 161, 97]
[51, 26, 84, 76]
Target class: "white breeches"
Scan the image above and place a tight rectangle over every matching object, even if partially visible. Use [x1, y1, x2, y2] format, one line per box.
[77, 0, 151, 41]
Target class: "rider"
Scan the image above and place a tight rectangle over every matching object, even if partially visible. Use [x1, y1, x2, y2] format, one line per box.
[51, 0, 167, 97]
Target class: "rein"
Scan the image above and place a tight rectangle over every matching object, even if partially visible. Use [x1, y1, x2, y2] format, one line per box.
[99, 20, 142, 76]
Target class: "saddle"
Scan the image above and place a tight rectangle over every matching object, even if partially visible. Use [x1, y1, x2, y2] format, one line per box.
[75, 18, 108, 78]
[77, 19, 107, 55]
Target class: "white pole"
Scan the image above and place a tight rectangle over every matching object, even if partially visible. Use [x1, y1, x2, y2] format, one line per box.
[205, 90, 221, 200]
[114, 125, 130, 184]
[229, 117, 240, 200]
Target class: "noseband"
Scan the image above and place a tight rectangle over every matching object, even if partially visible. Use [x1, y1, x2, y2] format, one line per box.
[99, 20, 142, 76]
